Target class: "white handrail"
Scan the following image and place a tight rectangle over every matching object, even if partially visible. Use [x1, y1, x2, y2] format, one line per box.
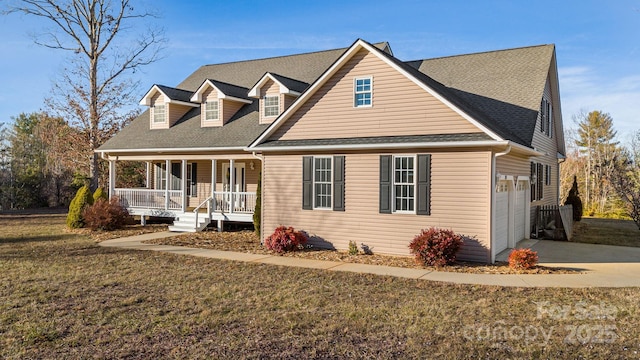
[193, 195, 214, 229]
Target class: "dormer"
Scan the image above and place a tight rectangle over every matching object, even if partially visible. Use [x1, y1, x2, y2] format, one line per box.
[190, 79, 252, 127]
[140, 85, 198, 129]
[248, 73, 309, 125]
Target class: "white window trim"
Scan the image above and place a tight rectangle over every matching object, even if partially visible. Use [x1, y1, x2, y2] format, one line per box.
[354, 76, 373, 108]
[312, 156, 333, 210]
[153, 104, 166, 123]
[263, 95, 280, 117]
[204, 100, 219, 121]
[392, 155, 416, 214]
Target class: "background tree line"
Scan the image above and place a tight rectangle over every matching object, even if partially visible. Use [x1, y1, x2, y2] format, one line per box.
[560, 110, 640, 228]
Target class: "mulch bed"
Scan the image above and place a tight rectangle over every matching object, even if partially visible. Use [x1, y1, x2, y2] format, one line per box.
[142, 230, 580, 274]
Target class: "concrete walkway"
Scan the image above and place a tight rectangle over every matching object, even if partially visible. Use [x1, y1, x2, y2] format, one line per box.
[99, 233, 640, 288]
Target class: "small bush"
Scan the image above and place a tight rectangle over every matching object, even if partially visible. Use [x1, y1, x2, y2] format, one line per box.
[264, 226, 308, 253]
[508, 248, 539, 270]
[82, 197, 130, 231]
[348, 240, 358, 255]
[66, 185, 93, 229]
[409, 227, 463, 267]
[93, 187, 108, 203]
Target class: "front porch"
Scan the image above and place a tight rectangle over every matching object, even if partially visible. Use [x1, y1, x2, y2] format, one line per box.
[106, 157, 260, 232]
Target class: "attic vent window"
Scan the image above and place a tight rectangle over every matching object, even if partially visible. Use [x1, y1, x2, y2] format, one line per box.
[354, 77, 372, 107]
[153, 104, 166, 123]
[205, 100, 219, 121]
[264, 95, 279, 117]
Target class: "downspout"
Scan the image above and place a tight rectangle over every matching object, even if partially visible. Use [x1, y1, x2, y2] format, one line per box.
[490, 145, 512, 263]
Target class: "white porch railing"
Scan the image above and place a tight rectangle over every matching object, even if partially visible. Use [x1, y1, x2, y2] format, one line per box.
[213, 191, 256, 214]
[114, 188, 183, 210]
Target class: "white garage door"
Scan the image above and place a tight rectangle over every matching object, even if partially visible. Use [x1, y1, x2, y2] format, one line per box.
[494, 180, 509, 254]
[514, 180, 527, 242]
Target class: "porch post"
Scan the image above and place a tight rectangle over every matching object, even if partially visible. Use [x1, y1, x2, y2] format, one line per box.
[211, 159, 217, 211]
[108, 159, 116, 199]
[181, 159, 187, 212]
[145, 161, 151, 188]
[165, 160, 170, 210]
[229, 159, 235, 213]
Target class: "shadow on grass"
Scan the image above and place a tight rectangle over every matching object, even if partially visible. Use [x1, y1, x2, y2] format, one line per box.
[0, 234, 77, 245]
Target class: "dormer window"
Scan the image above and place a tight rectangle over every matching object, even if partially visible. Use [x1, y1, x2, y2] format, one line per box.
[354, 77, 372, 107]
[264, 95, 280, 117]
[153, 104, 166, 123]
[205, 100, 219, 121]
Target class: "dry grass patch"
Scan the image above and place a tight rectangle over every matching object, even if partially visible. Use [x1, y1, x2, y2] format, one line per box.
[572, 217, 640, 247]
[2, 215, 639, 359]
[146, 231, 576, 274]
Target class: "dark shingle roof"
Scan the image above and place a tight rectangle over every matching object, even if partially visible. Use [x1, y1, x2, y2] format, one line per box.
[155, 85, 194, 103]
[99, 45, 360, 151]
[269, 73, 309, 93]
[206, 80, 251, 100]
[405, 44, 554, 147]
[100, 41, 553, 152]
[256, 133, 493, 148]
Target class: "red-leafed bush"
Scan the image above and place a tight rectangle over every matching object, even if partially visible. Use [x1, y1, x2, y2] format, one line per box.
[409, 227, 464, 267]
[82, 197, 130, 231]
[508, 248, 539, 270]
[264, 226, 308, 253]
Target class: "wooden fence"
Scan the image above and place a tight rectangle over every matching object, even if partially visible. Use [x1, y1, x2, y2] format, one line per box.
[536, 205, 574, 240]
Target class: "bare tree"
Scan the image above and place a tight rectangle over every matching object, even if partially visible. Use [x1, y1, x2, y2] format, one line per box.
[5, 0, 165, 190]
[609, 131, 640, 229]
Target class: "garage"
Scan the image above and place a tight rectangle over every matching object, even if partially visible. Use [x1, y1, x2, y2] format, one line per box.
[514, 179, 528, 243]
[494, 180, 510, 254]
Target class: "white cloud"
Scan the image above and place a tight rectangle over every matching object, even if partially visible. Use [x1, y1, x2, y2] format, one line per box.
[559, 66, 640, 140]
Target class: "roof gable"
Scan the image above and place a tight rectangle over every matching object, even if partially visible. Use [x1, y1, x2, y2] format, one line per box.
[249, 39, 502, 149]
[190, 79, 252, 104]
[140, 84, 198, 107]
[248, 72, 309, 97]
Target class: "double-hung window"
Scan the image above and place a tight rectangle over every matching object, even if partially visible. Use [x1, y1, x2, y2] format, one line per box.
[302, 156, 345, 211]
[264, 95, 279, 117]
[153, 104, 166, 123]
[531, 162, 544, 201]
[380, 154, 431, 215]
[354, 77, 372, 107]
[313, 157, 332, 209]
[204, 100, 219, 121]
[394, 156, 415, 212]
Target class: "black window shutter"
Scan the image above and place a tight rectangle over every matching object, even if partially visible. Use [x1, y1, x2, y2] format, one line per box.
[333, 156, 345, 211]
[379, 155, 392, 213]
[530, 162, 536, 200]
[416, 154, 431, 215]
[302, 156, 313, 210]
[537, 163, 544, 200]
[540, 100, 545, 132]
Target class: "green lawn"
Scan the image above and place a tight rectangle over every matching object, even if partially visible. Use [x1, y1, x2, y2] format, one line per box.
[1, 214, 639, 359]
[572, 217, 640, 247]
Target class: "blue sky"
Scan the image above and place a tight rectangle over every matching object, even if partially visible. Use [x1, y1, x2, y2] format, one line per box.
[1, 0, 638, 139]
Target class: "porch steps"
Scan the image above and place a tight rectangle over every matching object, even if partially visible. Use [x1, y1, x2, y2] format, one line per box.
[168, 212, 211, 233]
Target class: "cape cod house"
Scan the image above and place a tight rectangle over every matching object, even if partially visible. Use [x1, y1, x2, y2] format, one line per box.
[98, 39, 564, 262]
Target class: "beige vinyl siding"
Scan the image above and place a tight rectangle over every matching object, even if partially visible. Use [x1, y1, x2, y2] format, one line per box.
[270, 49, 482, 141]
[262, 150, 492, 262]
[222, 100, 245, 124]
[201, 88, 222, 127]
[259, 79, 280, 124]
[166, 103, 192, 128]
[149, 93, 167, 129]
[283, 94, 297, 111]
[531, 75, 560, 207]
[496, 153, 531, 176]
